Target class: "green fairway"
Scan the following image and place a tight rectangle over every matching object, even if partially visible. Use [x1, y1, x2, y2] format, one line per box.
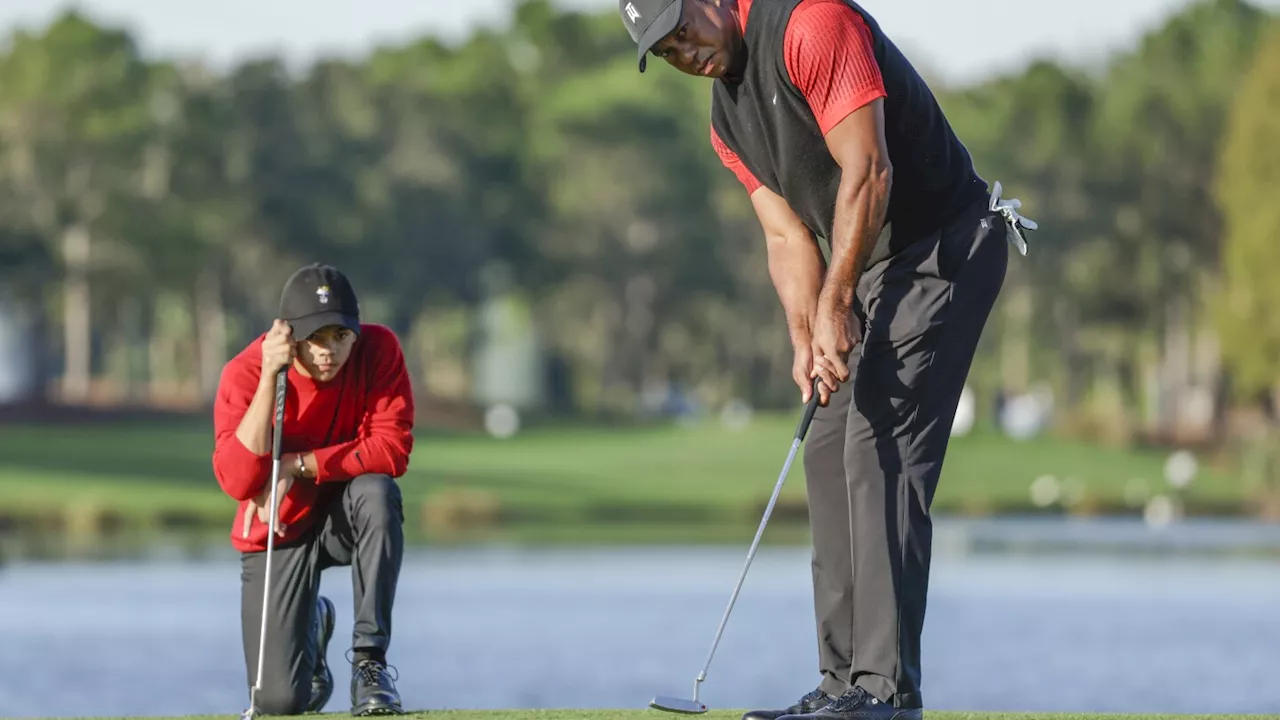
[64, 707, 1274, 712]
[0, 413, 1250, 540]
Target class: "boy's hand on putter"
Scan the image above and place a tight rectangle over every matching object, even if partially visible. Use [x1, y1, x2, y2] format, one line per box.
[241, 472, 293, 539]
[261, 319, 295, 375]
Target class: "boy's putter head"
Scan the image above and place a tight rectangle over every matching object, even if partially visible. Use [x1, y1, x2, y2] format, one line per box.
[650, 696, 709, 714]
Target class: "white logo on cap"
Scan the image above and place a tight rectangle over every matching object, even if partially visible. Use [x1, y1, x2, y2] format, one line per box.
[625, 2, 641, 22]
[316, 285, 330, 304]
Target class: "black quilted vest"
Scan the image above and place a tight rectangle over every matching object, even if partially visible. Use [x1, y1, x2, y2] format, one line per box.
[710, 0, 988, 254]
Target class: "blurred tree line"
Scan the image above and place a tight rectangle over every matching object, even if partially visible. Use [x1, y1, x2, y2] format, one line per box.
[0, 0, 1276, 445]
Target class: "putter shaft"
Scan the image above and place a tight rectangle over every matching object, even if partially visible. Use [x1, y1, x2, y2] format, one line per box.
[692, 435, 802, 702]
[247, 369, 289, 715]
[686, 379, 821, 703]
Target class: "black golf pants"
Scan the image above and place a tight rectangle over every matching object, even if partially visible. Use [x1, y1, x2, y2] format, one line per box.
[802, 196, 1008, 709]
[239, 472, 405, 714]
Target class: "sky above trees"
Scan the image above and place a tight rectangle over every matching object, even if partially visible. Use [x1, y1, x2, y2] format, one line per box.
[4, 0, 1279, 85]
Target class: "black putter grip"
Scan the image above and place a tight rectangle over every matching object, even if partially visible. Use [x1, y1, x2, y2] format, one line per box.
[270, 368, 287, 461]
[794, 377, 823, 441]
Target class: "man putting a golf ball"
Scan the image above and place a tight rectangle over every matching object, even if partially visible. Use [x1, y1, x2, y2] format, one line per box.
[619, 1, 1036, 719]
[213, 263, 415, 716]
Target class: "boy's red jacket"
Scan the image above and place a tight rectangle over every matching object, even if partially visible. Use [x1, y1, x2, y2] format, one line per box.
[212, 323, 415, 553]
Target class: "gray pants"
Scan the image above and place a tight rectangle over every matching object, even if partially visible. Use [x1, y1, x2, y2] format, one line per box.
[803, 197, 1008, 709]
[240, 473, 405, 714]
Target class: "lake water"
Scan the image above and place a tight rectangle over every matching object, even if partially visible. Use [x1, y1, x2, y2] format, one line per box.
[3, 518, 1280, 718]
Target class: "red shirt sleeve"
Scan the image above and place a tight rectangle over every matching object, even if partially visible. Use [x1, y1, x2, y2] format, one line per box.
[312, 325, 415, 482]
[784, 0, 887, 135]
[710, 125, 764, 195]
[211, 340, 273, 502]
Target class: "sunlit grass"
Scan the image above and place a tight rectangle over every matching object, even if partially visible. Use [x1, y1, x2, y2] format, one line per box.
[0, 414, 1246, 540]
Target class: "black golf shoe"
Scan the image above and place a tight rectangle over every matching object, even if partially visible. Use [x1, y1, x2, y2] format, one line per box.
[350, 657, 404, 716]
[777, 687, 921, 720]
[742, 687, 835, 720]
[306, 596, 337, 712]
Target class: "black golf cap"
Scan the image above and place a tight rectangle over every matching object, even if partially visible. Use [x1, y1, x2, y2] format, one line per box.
[279, 263, 361, 341]
[619, 0, 683, 72]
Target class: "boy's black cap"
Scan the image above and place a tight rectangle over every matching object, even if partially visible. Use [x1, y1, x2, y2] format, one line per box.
[619, 0, 682, 72]
[279, 263, 361, 341]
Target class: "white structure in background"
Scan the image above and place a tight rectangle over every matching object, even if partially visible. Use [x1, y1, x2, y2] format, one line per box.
[1164, 449, 1198, 489]
[472, 264, 545, 438]
[1000, 382, 1055, 440]
[951, 385, 976, 437]
[1144, 494, 1181, 528]
[0, 297, 37, 403]
[484, 403, 521, 439]
[1029, 474, 1061, 507]
[473, 294, 543, 401]
[1142, 450, 1196, 528]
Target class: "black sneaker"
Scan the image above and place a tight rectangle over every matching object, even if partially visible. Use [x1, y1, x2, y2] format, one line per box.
[742, 687, 835, 720]
[350, 657, 404, 716]
[306, 596, 336, 713]
[778, 687, 921, 720]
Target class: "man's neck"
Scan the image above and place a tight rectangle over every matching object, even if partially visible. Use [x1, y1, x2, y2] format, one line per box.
[723, 0, 750, 83]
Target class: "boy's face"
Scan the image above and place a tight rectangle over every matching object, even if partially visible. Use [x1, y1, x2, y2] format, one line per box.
[296, 325, 357, 381]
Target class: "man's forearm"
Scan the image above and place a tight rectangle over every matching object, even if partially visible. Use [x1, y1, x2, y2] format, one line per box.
[767, 230, 827, 347]
[234, 374, 279, 456]
[821, 160, 892, 311]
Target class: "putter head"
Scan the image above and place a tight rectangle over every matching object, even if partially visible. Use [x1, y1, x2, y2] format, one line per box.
[239, 707, 257, 720]
[649, 696, 708, 714]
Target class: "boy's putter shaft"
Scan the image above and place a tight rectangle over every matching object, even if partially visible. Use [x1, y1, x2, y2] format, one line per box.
[241, 368, 289, 720]
[649, 378, 824, 715]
